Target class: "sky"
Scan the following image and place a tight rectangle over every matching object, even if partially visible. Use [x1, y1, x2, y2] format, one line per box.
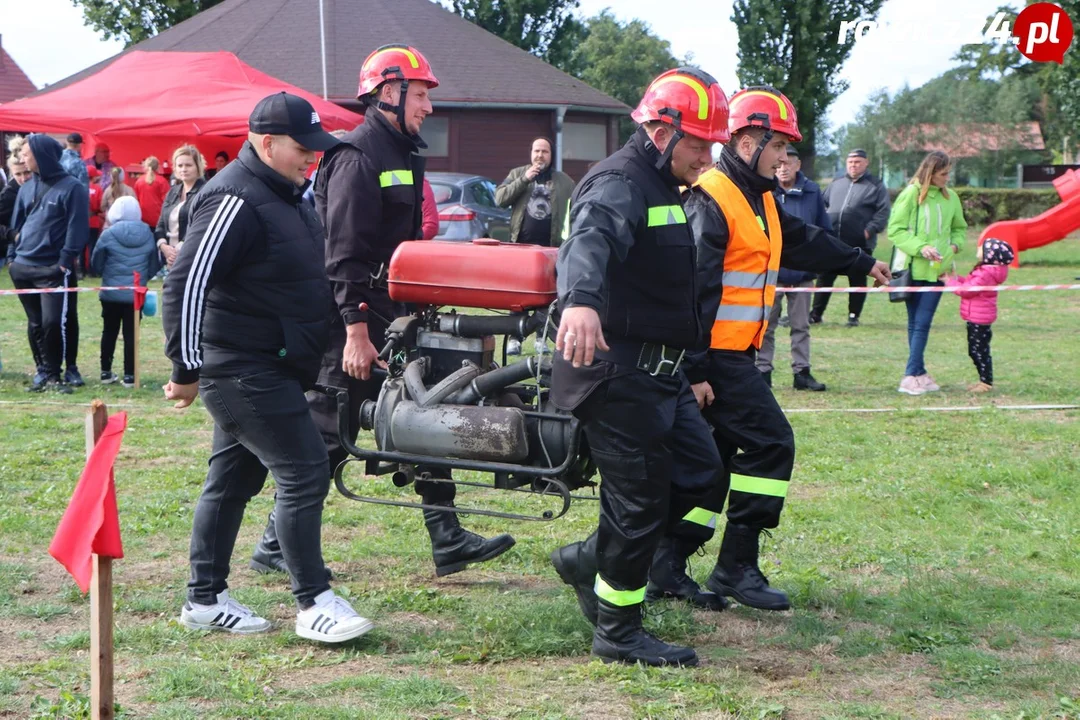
[3, 0, 1018, 137]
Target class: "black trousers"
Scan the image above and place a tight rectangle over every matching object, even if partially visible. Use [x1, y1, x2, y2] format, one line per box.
[574, 368, 724, 603]
[698, 349, 795, 532]
[100, 300, 137, 375]
[307, 292, 454, 502]
[190, 369, 332, 607]
[9, 262, 79, 377]
[966, 322, 993, 385]
[813, 268, 868, 319]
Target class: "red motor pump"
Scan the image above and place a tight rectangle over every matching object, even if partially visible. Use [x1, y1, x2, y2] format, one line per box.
[320, 240, 596, 522]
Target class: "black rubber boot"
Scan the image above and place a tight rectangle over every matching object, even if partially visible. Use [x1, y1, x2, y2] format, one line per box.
[550, 532, 599, 625]
[705, 524, 790, 611]
[249, 507, 333, 580]
[423, 500, 516, 577]
[592, 600, 698, 667]
[645, 538, 728, 612]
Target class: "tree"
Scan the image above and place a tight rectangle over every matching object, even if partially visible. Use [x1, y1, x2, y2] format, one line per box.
[954, 1, 1080, 163]
[71, 0, 225, 46]
[731, 0, 887, 177]
[569, 11, 682, 142]
[450, 0, 586, 72]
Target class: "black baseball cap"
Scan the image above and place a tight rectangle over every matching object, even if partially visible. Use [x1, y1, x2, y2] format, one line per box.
[67, 132, 83, 144]
[249, 92, 341, 151]
[785, 146, 799, 157]
[848, 148, 868, 159]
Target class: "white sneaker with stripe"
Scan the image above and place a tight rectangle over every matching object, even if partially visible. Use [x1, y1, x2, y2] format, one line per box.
[295, 590, 373, 643]
[179, 590, 272, 634]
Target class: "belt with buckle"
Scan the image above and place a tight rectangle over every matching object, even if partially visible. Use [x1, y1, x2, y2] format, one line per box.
[367, 262, 388, 289]
[593, 341, 686, 377]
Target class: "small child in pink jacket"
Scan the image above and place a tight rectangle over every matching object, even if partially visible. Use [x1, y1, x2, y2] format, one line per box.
[944, 237, 1014, 393]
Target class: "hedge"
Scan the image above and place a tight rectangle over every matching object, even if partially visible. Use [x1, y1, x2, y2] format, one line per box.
[885, 187, 1060, 226]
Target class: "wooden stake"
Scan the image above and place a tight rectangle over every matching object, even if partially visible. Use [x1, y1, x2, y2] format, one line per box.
[86, 400, 114, 720]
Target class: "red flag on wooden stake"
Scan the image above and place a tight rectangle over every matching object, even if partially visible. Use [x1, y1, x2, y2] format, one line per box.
[49, 412, 127, 593]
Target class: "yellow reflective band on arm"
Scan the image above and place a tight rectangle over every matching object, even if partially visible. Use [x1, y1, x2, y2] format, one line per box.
[730, 473, 789, 498]
[594, 574, 646, 606]
[379, 170, 414, 187]
[682, 507, 717, 528]
[651, 75, 709, 120]
[647, 205, 687, 227]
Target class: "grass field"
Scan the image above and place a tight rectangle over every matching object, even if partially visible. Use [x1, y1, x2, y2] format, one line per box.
[0, 230, 1077, 719]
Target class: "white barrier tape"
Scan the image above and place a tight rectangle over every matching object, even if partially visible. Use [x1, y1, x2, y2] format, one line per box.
[0, 285, 139, 296]
[783, 404, 1078, 413]
[782, 284, 1080, 293]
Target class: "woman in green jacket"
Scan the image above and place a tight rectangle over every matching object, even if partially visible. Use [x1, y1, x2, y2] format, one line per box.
[886, 151, 967, 395]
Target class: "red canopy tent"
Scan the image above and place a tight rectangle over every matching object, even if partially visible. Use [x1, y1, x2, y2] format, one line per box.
[0, 51, 363, 171]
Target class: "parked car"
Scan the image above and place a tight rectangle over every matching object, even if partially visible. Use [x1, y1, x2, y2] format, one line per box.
[428, 172, 511, 241]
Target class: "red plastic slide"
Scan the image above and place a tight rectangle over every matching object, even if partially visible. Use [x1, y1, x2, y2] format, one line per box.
[979, 169, 1080, 267]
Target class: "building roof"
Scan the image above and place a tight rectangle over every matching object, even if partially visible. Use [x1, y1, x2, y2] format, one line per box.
[886, 122, 1046, 158]
[0, 36, 37, 104]
[47, 0, 627, 113]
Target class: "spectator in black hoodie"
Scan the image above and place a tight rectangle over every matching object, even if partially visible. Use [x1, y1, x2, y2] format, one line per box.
[7, 135, 89, 392]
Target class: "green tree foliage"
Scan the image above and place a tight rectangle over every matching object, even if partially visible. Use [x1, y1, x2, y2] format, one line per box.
[450, 0, 586, 72]
[70, 0, 225, 46]
[731, 0, 886, 177]
[569, 11, 681, 142]
[954, 1, 1080, 163]
[838, 71, 1047, 187]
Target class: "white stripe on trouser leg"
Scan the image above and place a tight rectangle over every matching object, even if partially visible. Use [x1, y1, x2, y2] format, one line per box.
[60, 269, 70, 370]
[180, 196, 244, 369]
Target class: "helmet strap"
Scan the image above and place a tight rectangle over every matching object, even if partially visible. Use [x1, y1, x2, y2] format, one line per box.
[374, 78, 410, 132]
[749, 129, 774, 174]
[653, 109, 685, 173]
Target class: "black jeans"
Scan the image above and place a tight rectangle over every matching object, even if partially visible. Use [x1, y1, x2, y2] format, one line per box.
[575, 368, 724, 600]
[9, 262, 79, 377]
[190, 369, 332, 608]
[100, 300, 137, 375]
[307, 294, 454, 501]
[813, 268, 868, 319]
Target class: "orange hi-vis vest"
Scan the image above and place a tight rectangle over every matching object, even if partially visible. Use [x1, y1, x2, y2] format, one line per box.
[695, 169, 783, 350]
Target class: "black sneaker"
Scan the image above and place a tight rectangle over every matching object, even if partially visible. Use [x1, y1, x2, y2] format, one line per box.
[845, 314, 860, 328]
[101, 371, 119, 385]
[46, 376, 73, 395]
[808, 312, 823, 325]
[27, 372, 48, 393]
[122, 375, 136, 389]
[64, 367, 85, 387]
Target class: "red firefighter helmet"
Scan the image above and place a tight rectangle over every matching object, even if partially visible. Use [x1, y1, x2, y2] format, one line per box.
[631, 67, 730, 143]
[357, 44, 439, 99]
[727, 86, 802, 142]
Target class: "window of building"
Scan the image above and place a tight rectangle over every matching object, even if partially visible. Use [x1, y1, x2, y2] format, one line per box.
[563, 121, 607, 161]
[420, 116, 449, 157]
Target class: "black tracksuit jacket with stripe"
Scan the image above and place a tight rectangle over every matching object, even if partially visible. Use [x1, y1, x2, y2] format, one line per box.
[162, 142, 334, 389]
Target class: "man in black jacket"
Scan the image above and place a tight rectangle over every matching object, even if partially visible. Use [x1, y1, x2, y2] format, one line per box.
[549, 68, 731, 668]
[249, 44, 516, 579]
[163, 92, 372, 644]
[811, 149, 891, 327]
[650, 89, 889, 614]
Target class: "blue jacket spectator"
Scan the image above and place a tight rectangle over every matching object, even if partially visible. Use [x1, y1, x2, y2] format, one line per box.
[61, 141, 90, 189]
[92, 196, 160, 304]
[9, 134, 89, 270]
[773, 167, 831, 285]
